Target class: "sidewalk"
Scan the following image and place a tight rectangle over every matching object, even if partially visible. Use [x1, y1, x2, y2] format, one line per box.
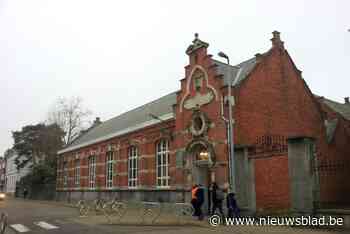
[8, 196, 76, 208]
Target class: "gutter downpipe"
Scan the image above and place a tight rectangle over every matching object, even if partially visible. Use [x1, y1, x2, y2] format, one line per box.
[228, 67, 242, 193]
[221, 96, 231, 187]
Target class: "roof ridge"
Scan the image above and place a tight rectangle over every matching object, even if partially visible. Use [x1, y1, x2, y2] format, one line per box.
[313, 93, 346, 105]
[212, 55, 256, 68]
[211, 59, 239, 68]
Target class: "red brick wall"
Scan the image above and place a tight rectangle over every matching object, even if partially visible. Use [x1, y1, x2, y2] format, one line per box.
[56, 34, 349, 210]
[57, 120, 176, 190]
[174, 46, 229, 189]
[233, 44, 328, 211]
[254, 155, 290, 210]
[316, 102, 350, 207]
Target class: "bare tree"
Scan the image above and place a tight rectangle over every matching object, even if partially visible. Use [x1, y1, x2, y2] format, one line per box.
[47, 96, 92, 145]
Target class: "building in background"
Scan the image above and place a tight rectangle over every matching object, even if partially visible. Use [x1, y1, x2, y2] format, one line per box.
[4, 149, 32, 195]
[0, 157, 6, 191]
[56, 32, 350, 214]
[5, 149, 18, 194]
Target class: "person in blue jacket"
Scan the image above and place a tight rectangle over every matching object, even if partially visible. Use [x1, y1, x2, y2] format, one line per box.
[195, 184, 205, 220]
[226, 188, 240, 218]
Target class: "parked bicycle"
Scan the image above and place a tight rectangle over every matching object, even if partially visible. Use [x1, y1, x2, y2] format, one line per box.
[0, 212, 8, 234]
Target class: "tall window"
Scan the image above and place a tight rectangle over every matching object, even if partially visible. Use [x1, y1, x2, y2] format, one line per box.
[74, 158, 80, 186]
[88, 156, 96, 188]
[156, 139, 170, 187]
[106, 151, 114, 188]
[128, 146, 138, 187]
[63, 161, 68, 187]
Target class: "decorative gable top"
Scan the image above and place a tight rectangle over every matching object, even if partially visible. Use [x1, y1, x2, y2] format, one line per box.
[186, 33, 209, 55]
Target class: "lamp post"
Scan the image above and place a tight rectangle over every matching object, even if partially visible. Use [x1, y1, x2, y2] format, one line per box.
[218, 51, 237, 193]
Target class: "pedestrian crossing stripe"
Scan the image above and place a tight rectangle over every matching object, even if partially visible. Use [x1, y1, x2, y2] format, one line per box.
[34, 221, 59, 230]
[10, 224, 30, 232]
[10, 221, 59, 232]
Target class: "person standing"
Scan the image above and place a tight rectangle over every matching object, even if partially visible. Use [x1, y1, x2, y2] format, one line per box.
[211, 182, 224, 217]
[196, 184, 205, 220]
[23, 188, 28, 199]
[226, 189, 240, 218]
[191, 184, 199, 217]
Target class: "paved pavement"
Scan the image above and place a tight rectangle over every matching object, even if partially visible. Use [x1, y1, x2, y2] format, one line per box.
[0, 197, 347, 234]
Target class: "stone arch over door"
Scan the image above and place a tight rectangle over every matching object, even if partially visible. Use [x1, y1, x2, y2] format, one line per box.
[185, 139, 216, 214]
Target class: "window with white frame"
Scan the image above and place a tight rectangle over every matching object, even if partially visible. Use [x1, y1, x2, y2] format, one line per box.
[156, 139, 170, 187]
[74, 158, 80, 186]
[106, 151, 114, 188]
[63, 161, 68, 187]
[88, 155, 96, 188]
[128, 146, 138, 187]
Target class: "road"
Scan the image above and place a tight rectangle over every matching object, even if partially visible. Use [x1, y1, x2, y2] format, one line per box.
[0, 198, 347, 234]
[0, 198, 207, 234]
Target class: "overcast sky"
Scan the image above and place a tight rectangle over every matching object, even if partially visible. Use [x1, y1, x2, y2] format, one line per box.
[0, 0, 349, 155]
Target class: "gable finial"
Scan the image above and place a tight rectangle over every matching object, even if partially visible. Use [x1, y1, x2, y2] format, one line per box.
[186, 33, 209, 55]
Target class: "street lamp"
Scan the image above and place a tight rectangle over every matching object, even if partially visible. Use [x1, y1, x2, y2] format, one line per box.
[218, 51, 237, 193]
[218, 52, 230, 65]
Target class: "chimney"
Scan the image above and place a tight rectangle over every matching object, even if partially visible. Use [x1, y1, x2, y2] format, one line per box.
[271, 30, 284, 49]
[345, 97, 349, 104]
[92, 117, 102, 127]
[255, 53, 263, 63]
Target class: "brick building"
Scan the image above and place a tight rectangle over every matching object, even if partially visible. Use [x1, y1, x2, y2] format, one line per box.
[57, 31, 350, 214]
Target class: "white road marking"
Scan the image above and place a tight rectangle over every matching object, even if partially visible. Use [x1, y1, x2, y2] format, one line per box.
[10, 224, 30, 232]
[34, 221, 59, 230]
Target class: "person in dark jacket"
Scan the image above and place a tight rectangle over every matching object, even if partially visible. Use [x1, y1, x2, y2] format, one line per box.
[191, 184, 199, 217]
[195, 184, 205, 220]
[23, 188, 28, 199]
[226, 189, 240, 218]
[211, 182, 224, 217]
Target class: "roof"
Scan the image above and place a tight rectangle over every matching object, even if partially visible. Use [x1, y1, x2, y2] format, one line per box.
[213, 56, 257, 86]
[58, 56, 258, 155]
[320, 97, 350, 121]
[58, 92, 178, 154]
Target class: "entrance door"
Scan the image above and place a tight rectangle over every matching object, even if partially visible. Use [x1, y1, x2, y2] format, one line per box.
[193, 165, 210, 215]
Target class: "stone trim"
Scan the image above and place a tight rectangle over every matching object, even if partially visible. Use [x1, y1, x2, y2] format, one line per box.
[179, 65, 219, 113]
[139, 169, 156, 174]
[116, 172, 127, 176]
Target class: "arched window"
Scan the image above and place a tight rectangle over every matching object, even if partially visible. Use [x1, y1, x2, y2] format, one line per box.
[74, 158, 80, 187]
[106, 151, 114, 188]
[88, 155, 96, 188]
[128, 146, 138, 187]
[156, 139, 169, 187]
[63, 161, 68, 187]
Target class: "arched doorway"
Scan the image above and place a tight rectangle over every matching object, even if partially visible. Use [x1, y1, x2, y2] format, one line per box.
[186, 140, 215, 214]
